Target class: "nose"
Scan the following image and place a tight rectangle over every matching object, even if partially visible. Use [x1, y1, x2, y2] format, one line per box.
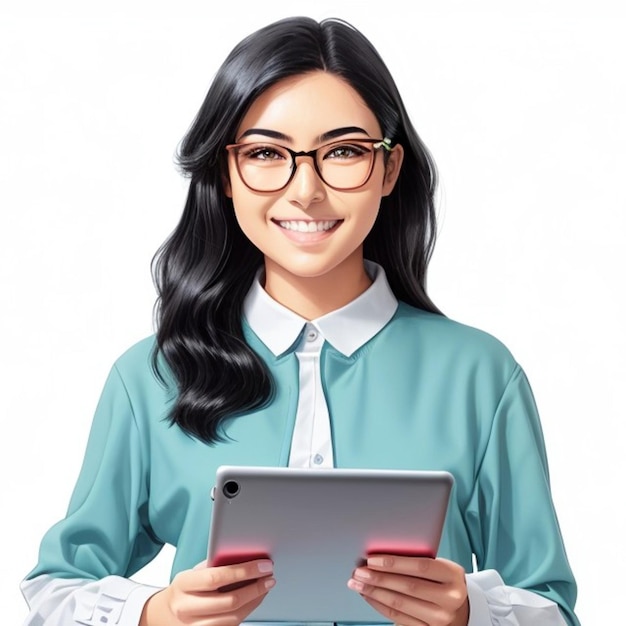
[286, 156, 326, 209]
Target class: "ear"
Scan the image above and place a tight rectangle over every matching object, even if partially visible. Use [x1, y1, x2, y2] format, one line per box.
[381, 143, 404, 197]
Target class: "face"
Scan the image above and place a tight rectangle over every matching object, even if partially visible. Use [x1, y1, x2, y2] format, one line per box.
[225, 71, 403, 285]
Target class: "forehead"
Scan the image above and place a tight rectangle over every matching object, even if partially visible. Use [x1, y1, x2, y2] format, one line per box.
[236, 71, 382, 142]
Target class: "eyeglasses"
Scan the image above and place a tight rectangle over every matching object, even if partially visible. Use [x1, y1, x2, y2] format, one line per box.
[225, 137, 393, 192]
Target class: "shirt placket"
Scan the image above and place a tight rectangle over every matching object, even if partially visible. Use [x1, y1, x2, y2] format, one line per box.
[289, 322, 334, 469]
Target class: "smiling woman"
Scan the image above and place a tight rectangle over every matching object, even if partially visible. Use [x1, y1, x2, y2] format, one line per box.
[21, 15, 580, 626]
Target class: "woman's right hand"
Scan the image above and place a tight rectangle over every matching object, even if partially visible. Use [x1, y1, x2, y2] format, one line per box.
[139, 558, 275, 626]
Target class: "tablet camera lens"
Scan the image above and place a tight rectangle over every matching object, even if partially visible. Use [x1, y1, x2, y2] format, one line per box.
[223, 480, 240, 499]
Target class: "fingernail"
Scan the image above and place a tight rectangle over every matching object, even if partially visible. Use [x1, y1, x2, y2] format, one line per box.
[347, 578, 364, 592]
[258, 560, 273, 572]
[368, 556, 390, 567]
[264, 578, 276, 589]
[354, 568, 371, 580]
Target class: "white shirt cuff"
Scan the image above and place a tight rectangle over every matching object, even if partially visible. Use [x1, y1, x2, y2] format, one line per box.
[22, 574, 162, 626]
[466, 570, 568, 625]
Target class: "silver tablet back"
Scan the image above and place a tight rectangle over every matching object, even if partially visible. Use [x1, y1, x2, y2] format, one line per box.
[207, 465, 454, 623]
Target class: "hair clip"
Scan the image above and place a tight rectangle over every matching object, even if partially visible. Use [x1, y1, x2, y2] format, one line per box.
[374, 137, 393, 151]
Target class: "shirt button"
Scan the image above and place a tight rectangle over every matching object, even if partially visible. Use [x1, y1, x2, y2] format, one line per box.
[313, 454, 324, 465]
[306, 329, 318, 342]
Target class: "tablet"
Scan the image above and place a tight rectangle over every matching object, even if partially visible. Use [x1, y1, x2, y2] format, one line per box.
[206, 465, 454, 623]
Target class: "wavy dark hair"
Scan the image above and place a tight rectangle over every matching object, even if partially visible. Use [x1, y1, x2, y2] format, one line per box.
[152, 16, 441, 444]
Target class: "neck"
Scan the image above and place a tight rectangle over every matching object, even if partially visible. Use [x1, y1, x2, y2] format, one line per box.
[263, 254, 372, 320]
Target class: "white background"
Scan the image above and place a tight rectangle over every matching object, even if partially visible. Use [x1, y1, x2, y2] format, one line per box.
[2, 1, 624, 623]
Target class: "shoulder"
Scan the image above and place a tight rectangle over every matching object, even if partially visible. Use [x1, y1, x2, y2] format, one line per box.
[383, 302, 518, 374]
[97, 335, 174, 427]
[394, 303, 511, 352]
[107, 335, 168, 393]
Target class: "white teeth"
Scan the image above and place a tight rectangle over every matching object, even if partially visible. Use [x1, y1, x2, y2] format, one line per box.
[278, 220, 338, 232]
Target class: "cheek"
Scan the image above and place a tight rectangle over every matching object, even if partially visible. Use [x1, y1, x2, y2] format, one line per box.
[340, 189, 382, 229]
[231, 192, 275, 246]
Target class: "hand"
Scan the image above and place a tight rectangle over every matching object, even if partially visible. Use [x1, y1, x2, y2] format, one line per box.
[347, 555, 469, 626]
[139, 558, 275, 626]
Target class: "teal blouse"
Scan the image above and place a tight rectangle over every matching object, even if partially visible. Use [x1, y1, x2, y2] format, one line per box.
[28, 303, 579, 625]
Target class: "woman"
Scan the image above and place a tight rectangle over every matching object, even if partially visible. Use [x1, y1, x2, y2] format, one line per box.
[21, 16, 580, 626]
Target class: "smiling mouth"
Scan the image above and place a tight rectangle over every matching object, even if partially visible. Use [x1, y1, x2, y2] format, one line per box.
[274, 219, 341, 233]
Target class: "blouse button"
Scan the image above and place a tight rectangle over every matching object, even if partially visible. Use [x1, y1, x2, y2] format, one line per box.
[313, 454, 324, 465]
[306, 329, 318, 342]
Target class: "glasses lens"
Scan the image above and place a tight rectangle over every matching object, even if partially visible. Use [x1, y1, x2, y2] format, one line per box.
[235, 143, 292, 191]
[318, 141, 375, 190]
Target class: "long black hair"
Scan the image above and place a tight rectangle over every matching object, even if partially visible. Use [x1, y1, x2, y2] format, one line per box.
[152, 16, 441, 444]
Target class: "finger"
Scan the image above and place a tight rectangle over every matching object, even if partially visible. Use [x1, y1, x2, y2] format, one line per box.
[352, 567, 467, 606]
[349, 577, 431, 622]
[175, 559, 274, 593]
[201, 592, 269, 626]
[360, 587, 459, 626]
[178, 576, 276, 618]
[352, 566, 465, 609]
[367, 555, 465, 584]
[360, 596, 429, 626]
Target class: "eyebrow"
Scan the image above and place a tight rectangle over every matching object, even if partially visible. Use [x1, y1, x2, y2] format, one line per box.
[319, 126, 371, 142]
[237, 126, 371, 143]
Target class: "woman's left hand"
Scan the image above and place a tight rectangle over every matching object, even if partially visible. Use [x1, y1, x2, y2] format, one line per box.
[347, 554, 469, 626]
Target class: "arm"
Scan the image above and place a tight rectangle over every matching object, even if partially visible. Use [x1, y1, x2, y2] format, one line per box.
[347, 365, 579, 626]
[21, 365, 276, 626]
[21, 365, 165, 624]
[464, 365, 579, 625]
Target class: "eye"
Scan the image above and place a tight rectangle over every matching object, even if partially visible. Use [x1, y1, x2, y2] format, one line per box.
[323, 143, 370, 160]
[239, 144, 286, 162]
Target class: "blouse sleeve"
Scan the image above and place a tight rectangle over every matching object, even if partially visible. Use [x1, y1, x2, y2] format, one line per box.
[464, 365, 580, 626]
[21, 364, 164, 624]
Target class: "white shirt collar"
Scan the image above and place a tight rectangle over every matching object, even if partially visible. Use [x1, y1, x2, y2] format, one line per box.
[243, 261, 398, 357]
